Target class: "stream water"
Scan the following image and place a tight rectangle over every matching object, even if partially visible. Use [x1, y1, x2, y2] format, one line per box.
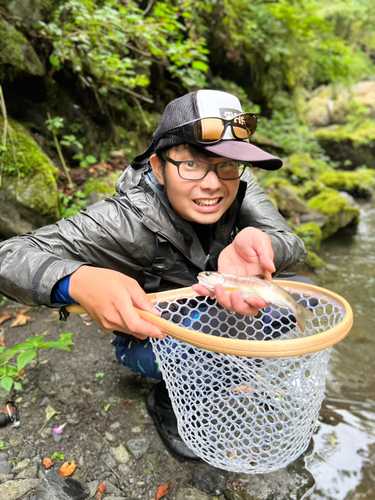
[303, 197, 375, 499]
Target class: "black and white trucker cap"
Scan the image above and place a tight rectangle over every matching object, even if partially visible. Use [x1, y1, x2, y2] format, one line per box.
[134, 89, 283, 170]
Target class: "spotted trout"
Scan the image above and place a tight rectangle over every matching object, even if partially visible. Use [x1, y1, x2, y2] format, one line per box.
[197, 271, 314, 333]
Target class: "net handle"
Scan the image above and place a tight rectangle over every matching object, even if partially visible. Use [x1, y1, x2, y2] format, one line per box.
[66, 280, 353, 358]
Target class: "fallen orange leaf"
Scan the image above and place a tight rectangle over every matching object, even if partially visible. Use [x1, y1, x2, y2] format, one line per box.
[123, 399, 134, 405]
[98, 480, 106, 493]
[43, 458, 54, 469]
[58, 461, 76, 477]
[16, 308, 29, 315]
[156, 483, 170, 500]
[0, 311, 12, 325]
[10, 314, 32, 328]
[0, 334, 5, 347]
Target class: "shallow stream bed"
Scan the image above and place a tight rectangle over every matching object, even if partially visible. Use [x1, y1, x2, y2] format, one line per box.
[304, 197, 375, 499]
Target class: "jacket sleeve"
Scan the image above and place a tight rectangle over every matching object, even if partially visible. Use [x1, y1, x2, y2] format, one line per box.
[0, 197, 153, 307]
[238, 171, 307, 276]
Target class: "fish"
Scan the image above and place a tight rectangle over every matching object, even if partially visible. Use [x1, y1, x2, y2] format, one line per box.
[197, 271, 314, 333]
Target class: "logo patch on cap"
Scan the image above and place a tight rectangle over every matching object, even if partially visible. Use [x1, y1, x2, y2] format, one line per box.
[218, 108, 242, 120]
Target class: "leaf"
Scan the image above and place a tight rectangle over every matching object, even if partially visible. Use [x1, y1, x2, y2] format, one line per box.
[58, 461, 76, 477]
[43, 458, 54, 469]
[17, 350, 36, 371]
[156, 483, 171, 500]
[0, 335, 4, 346]
[104, 404, 111, 412]
[123, 399, 133, 405]
[10, 314, 32, 328]
[0, 376, 13, 392]
[45, 405, 60, 422]
[0, 311, 12, 325]
[98, 480, 106, 493]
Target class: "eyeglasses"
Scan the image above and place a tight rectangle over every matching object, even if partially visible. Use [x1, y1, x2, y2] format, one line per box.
[155, 113, 257, 147]
[162, 154, 249, 180]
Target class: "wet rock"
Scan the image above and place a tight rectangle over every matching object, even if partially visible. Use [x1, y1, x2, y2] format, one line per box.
[16, 463, 39, 479]
[34, 474, 90, 500]
[191, 462, 229, 495]
[105, 479, 123, 497]
[0, 478, 40, 500]
[103, 453, 117, 470]
[109, 422, 121, 431]
[41, 428, 52, 439]
[110, 444, 130, 464]
[14, 458, 30, 471]
[86, 480, 99, 498]
[0, 460, 11, 475]
[224, 457, 315, 500]
[40, 397, 51, 407]
[175, 486, 212, 500]
[126, 438, 150, 460]
[0, 473, 14, 483]
[105, 432, 116, 443]
[118, 463, 131, 475]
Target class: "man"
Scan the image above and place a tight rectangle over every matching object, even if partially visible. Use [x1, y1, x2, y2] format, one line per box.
[0, 89, 306, 460]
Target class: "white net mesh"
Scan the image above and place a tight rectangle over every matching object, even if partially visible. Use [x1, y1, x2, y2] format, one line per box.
[150, 286, 346, 473]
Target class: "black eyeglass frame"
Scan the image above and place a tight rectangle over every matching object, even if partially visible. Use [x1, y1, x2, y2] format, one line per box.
[154, 113, 258, 148]
[162, 153, 250, 181]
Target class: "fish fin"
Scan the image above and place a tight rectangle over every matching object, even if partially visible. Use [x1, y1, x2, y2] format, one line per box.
[295, 304, 315, 333]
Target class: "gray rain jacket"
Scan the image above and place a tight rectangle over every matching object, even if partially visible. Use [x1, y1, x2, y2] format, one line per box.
[0, 161, 307, 307]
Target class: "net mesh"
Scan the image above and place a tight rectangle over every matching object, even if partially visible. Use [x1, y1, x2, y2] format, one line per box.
[150, 286, 345, 473]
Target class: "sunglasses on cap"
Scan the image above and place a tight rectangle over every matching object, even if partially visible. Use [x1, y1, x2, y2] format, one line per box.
[154, 113, 257, 147]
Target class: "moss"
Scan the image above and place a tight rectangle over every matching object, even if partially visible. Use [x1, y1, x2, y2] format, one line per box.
[301, 180, 326, 199]
[0, 117, 59, 218]
[295, 222, 323, 252]
[304, 250, 326, 270]
[319, 169, 375, 198]
[307, 188, 360, 238]
[315, 120, 375, 147]
[83, 172, 118, 197]
[0, 21, 45, 80]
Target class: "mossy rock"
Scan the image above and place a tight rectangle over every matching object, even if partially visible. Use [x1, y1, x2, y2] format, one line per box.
[307, 188, 360, 238]
[0, 20, 45, 81]
[1, 0, 64, 26]
[315, 122, 375, 169]
[319, 169, 375, 199]
[304, 250, 326, 270]
[271, 187, 310, 218]
[295, 222, 323, 252]
[300, 180, 326, 200]
[0, 116, 59, 238]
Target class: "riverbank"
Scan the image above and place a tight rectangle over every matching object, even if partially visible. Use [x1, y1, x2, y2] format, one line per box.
[0, 300, 316, 500]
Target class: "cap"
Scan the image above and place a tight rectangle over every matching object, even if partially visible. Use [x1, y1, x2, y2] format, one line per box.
[134, 89, 282, 170]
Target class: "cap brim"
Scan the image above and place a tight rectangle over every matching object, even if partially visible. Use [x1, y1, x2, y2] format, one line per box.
[203, 141, 282, 171]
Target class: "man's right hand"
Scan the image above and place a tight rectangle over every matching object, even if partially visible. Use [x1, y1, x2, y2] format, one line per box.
[69, 266, 165, 340]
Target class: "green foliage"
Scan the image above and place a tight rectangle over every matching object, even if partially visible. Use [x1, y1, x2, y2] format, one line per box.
[39, 0, 209, 108]
[0, 332, 74, 393]
[51, 452, 64, 460]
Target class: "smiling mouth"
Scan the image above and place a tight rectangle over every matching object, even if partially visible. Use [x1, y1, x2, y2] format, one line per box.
[194, 197, 222, 206]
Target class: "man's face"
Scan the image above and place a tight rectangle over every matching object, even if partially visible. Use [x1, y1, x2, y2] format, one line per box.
[150, 146, 241, 224]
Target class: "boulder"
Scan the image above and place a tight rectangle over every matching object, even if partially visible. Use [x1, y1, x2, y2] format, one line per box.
[1, 0, 64, 27]
[0, 20, 45, 81]
[0, 116, 60, 238]
[305, 81, 375, 127]
[307, 188, 360, 238]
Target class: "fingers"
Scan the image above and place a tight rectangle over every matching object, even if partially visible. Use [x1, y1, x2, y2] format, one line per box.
[213, 284, 269, 316]
[191, 283, 215, 297]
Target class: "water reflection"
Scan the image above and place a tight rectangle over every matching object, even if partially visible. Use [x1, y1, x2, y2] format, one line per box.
[304, 198, 375, 499]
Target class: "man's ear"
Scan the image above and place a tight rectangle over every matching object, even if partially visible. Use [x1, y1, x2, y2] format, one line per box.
[150, 154, 165, 185]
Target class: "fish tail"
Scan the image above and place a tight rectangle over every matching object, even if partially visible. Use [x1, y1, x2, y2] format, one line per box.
[294, 303, 315, 333]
